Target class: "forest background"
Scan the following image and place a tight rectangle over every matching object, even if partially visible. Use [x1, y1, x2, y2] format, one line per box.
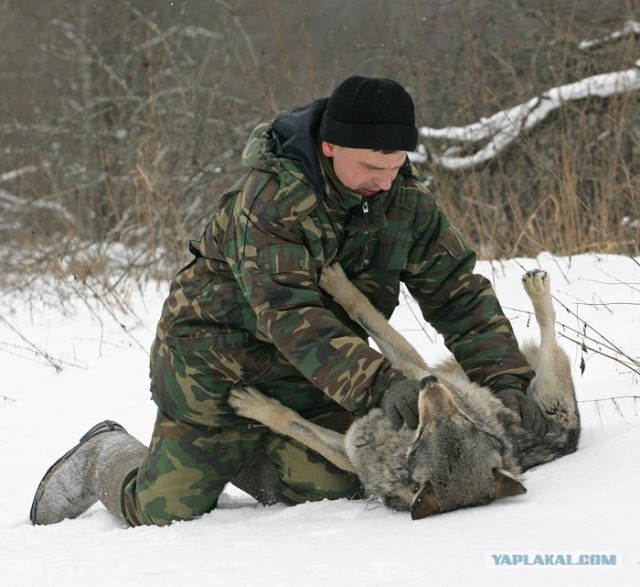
[1, 0, 640, 291]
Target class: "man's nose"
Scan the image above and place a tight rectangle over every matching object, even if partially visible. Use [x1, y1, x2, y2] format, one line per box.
[376, 170, 395, 190]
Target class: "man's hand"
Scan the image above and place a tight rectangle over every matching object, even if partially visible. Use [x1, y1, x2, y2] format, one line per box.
[496, 389, 548, 437]
[379, 379, 421, 429]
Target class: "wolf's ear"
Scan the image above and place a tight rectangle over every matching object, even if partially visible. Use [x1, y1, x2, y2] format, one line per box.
[411, 481, 440, 520]
[493, 469, 527, 499]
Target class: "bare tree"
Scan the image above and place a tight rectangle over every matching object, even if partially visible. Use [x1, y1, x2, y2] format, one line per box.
[0, 0, 639, 286]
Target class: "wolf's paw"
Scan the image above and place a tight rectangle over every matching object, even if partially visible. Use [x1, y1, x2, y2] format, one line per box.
[522, 269, 549, 297]
[228, 386, 278, 421]
[319, 262, 348, 297]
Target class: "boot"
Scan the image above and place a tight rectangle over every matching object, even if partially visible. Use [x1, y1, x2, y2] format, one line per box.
[30, 420, 147, 526]
[231, 448, 282, 506]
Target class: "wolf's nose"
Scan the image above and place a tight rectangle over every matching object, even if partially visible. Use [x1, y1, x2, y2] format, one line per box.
[420, 375, 439, 387]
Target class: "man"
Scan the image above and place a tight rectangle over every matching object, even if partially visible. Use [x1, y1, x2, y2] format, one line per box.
[31, 76, 544, 527]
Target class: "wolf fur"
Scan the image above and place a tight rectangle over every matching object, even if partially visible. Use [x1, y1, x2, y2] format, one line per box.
[229, 265, 580, 519]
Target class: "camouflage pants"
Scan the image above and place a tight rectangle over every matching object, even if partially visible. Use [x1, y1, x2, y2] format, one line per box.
[122, 408, 362, 526]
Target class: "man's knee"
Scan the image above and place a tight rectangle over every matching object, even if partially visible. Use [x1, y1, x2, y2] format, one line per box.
[267, 435, 363, 504]
[122, 412, 262, 525]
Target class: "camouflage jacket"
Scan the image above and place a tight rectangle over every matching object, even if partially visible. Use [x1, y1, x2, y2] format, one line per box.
[149, 99, 534, 428]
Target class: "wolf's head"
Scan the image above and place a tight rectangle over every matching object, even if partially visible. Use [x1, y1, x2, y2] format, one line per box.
[405, 377, 526, 520]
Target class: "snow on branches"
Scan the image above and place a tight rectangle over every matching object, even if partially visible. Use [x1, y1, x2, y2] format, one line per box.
[414, 22, 640, 171]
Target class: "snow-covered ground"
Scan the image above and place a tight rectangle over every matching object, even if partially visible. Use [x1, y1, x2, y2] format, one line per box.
[0, 252, 638, 587]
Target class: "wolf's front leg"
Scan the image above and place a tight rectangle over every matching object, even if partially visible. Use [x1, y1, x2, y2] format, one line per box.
[320, 263, 430, 379]
[229, 387, 355, 473]
[319, 263, 360, 318]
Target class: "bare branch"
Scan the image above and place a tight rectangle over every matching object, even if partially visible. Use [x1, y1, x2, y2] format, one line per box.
[0, 165, 39, 183]
[0, 315, 64, 372]
[578, 20, 640, 51]
[419, 62, 640, 170]
[0, 188, 76, 225]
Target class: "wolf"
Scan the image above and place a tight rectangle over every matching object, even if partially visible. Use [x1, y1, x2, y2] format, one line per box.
[229, 266, 580, 519]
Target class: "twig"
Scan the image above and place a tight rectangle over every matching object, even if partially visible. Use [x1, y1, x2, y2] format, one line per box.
[559, 334, 640, 377]
[579, 395, 640, 403]
[583, 395, 640, 424]
[69, 279, 150, 355]
[0, 315, 64, 372]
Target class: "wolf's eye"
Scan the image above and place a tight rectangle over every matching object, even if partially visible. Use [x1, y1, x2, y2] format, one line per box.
[482, 430, 507, 453]
[405, 479, 420, 493]
[472, 426, 505, 453]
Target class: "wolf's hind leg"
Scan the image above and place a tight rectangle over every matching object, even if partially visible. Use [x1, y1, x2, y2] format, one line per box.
[522, 269, 556, 346]
[228, 387, 355, 473]
[521, 270, 578, 431]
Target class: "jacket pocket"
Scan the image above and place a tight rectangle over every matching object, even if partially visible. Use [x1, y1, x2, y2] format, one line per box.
[150, 332, 253, 427]
[165, 331, 249, 353]
[439, 226, 466, 260]
[367, 239, 412, 270]
[257, 243, 312, 275]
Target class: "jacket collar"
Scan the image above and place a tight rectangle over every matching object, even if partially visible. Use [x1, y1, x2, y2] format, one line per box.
[270, 98, 328, 196]
[270, 98, 413, 203]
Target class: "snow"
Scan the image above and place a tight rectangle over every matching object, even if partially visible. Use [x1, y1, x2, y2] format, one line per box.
[0, 252, 638, 586]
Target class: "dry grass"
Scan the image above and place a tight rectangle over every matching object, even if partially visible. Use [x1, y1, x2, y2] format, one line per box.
[427, 94, 640, 259]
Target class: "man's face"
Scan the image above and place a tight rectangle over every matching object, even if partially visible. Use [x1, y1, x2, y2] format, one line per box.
[321, 141, 407, 197]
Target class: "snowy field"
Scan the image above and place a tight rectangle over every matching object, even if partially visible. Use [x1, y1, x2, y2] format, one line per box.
[0, 252, 638, 587]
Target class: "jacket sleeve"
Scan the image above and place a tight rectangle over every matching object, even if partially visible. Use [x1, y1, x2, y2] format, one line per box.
[404, 201, 534, 394]
[222, 175, 403, 415]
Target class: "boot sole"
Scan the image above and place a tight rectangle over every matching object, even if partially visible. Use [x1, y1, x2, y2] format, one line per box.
[30, 420, 126, 525]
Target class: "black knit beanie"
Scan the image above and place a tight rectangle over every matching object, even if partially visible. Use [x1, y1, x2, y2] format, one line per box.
[319, 75, 418, 151]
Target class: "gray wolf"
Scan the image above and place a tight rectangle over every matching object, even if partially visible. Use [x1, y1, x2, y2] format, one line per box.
[229, 266, 580, 519]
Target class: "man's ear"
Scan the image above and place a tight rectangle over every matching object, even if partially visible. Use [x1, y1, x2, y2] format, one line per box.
[321, 141, 336, 157]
